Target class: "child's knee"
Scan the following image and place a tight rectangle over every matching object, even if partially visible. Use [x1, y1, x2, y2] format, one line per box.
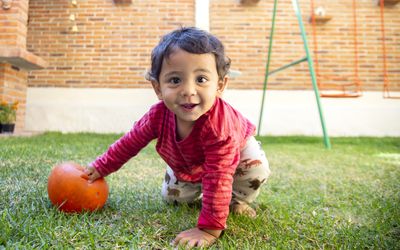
[161, 171, 202, 204]
[161, 185, 202, 204]
[161, 186, 182, 203]
[234, 158, 271, 182]
[259, 159, 271, 180]
[232, 158, 270, 204]
[238, 137, 271, 180]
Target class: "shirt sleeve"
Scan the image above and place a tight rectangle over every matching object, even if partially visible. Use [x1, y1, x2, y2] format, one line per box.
[90, 106, 160, 177]
[197, 130, 240, 230]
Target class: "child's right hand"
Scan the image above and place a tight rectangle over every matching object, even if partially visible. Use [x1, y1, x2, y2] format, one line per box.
[83, 166, 101, 183]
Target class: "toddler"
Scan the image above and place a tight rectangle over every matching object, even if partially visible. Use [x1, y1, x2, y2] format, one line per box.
[85, 27, 270, 248]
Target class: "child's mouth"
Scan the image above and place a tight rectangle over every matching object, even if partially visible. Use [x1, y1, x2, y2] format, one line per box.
[181, 103, 198, 111]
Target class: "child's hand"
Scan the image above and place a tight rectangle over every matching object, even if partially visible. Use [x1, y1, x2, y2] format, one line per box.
[83, 166, 101, 183]
[172, 227, 220, 248]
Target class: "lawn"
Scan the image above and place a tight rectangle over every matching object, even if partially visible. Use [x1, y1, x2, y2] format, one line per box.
[0, 133, 399, 249]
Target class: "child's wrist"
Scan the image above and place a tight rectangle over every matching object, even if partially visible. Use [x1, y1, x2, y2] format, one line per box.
[201, 228, 222, 238]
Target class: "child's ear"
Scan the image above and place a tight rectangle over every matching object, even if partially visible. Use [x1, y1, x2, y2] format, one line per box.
[217, 76, 228, 97]
[151, 80, 163, 100]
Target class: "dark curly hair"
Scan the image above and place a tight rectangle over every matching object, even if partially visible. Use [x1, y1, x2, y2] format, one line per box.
[147, 27, 231, 82]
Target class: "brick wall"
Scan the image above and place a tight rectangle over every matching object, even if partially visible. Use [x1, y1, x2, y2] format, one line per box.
[211, 0, 400, 91]
[27, 0, 399, 91]
[0, 0, 30, 131]
[0, 63, 28, 131]
[0, 0, 29, 49]
[27, 0, 194, 88]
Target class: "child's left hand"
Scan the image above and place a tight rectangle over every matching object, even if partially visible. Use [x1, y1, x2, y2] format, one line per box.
[173, 227, 219, 248]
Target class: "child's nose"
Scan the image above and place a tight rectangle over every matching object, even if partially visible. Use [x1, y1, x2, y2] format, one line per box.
[181, 82, 197, 97]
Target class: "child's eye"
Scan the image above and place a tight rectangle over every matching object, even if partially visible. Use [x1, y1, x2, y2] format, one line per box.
[169, 77, 181, 84]
[197, 76, 208, 84]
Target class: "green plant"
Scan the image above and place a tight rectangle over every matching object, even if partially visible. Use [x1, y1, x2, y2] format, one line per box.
[0, 101, 18, 124]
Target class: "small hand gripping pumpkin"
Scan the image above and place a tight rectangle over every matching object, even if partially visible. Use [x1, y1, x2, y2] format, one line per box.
[47, 162, 109, 213]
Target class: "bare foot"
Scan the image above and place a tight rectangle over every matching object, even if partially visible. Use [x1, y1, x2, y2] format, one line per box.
[230, 203, 257, 218]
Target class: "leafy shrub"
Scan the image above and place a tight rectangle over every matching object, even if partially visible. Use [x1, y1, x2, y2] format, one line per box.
[0, 101, 18, 124]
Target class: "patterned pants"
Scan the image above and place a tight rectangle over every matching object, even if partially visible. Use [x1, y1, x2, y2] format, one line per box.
[161, 136, 271, 206]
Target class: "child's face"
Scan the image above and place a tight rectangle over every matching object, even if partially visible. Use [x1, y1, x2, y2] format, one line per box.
[152, 48, 227, 129]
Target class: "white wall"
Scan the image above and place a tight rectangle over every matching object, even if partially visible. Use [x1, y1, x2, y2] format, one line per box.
[195, 0, 209, 31]
[25, 87, 400, 136]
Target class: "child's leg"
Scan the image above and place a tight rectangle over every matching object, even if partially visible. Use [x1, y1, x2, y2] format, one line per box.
[231, 136, 271, 214]
[161, 166, 202, 204]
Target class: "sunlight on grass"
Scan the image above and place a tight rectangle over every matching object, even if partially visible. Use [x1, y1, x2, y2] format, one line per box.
[0, 133, 399, 249]
[376, 153, 400, 164]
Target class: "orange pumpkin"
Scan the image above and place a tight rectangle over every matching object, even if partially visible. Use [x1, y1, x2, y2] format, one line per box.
[47, 162, 109, 213]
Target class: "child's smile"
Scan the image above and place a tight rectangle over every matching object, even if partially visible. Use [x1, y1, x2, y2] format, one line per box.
[152, 48, 227, 138]
[181, 103, 198, 111]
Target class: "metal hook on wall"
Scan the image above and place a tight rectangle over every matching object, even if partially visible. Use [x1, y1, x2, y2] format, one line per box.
[1, 0, 13, 10]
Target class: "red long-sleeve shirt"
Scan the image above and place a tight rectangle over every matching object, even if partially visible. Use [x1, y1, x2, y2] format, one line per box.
[91, 97, 255, 229]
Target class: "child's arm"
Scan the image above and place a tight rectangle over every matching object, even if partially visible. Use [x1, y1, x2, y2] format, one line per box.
[173, 228, 222, 248]
[172, 140, 238, 248]
[90, 104, 162, 177]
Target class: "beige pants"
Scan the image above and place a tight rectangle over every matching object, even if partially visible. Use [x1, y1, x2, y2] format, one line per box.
[161, 136, 271, 206]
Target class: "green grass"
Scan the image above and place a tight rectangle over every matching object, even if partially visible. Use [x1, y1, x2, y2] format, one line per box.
[0, 132, 399, 249]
